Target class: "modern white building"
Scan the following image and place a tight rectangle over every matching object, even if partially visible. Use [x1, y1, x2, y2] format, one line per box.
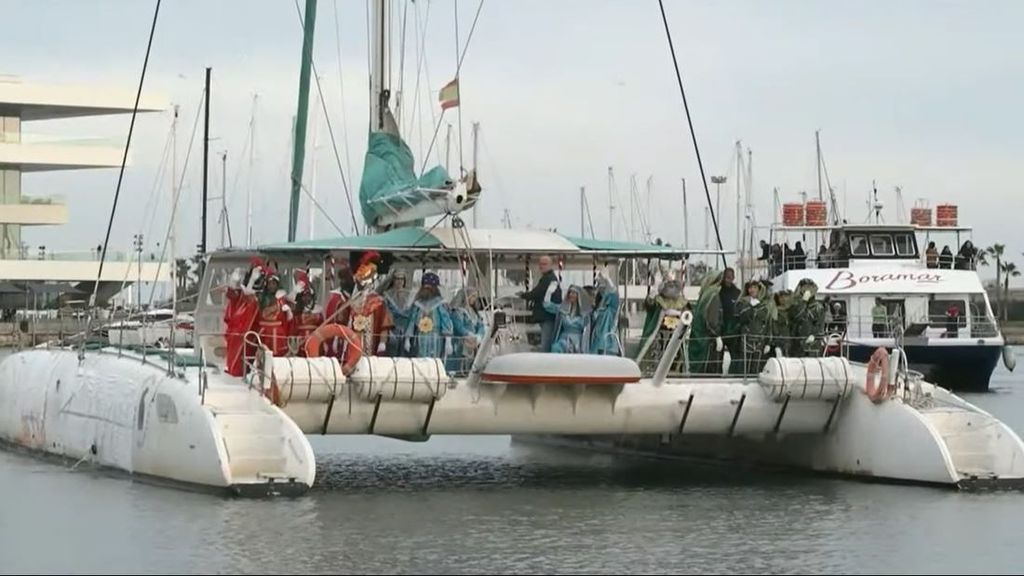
[0, 76, 169, 307]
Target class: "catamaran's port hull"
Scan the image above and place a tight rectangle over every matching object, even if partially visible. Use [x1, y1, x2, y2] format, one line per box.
[0, 349, 316, 497]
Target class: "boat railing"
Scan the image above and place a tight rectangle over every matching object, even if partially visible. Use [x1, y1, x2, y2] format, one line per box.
[833, 313, 999, 339]
[757, 248, 981, 275]
[625, 332, 851, 380]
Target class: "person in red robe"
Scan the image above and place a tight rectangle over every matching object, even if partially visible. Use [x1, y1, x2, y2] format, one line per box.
[257, 267, 294, 357]
[290, 269, 323, 356]
[344, 252, 393, 356]
[223, 260, 263, 377]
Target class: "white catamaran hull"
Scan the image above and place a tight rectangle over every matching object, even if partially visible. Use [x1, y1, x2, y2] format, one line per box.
[0, 349, 315, 496]
[1, 349, 1021, 494]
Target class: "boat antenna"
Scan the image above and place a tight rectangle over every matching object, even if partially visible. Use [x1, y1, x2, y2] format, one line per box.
[657, 1, 726, 268]
[82, 0, 162, 359]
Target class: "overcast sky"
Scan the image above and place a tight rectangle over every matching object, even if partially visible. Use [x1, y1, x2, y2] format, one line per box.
[4, 0, 1022, 280]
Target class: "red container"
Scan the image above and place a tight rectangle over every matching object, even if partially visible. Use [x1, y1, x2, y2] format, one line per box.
[805, 201, 827, 226]
[936, 204, 958, 227]
[783, 203, 805, 226]
[910, 207, 932, 226]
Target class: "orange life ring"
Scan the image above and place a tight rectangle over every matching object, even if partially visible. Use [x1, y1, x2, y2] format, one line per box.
[305, 323, 363, 375]
[865, 347, 891, 403]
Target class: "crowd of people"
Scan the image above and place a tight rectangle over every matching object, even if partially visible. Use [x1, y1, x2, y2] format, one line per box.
[640, 267, 831, 375]
[757, 235, 981, 274]
[220, 251, 488, 377]
[219, 250, 841, 380]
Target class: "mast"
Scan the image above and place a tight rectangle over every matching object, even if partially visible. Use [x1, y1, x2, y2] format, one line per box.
[580, 186, 585, 237]
[220, 151, 227, 248]
[472, 121, 480, 226]
[747, 147, 754, 279]
[370, 0, 390, 132]
[169, 105, 178, 362]
[246, 94, 256, 247]
[735, 139, 742, 272]
[288, 0, 318, 243]
[444, 123, 452, 174]
[682, 178, 688, 249]
[816, 130, 823, 202]
[309, 80, 320, 240]
[607, 166, 615, 241]
[201, 67, 210, 256]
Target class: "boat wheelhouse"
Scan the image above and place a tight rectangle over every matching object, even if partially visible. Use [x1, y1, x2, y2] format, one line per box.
[762, 221, 1007, 391]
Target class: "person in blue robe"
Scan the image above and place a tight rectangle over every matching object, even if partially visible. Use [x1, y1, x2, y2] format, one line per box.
[382, 269, 412, 356]
[589, 275, 621, 356]
[448, 287, 488, 373]
[549, 285, 591, 354]
[404, 272, 453, 359]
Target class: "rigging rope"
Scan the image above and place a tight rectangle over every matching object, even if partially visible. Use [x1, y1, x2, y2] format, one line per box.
[293, 0, 360, 235]
[657, 0, 726, 269]
[397, 0, 409, 133]
[83, 0, 161, 357]
[454, 0, 464, 174]
[419, 0, 484, 176]
[332, 0, 354, 191]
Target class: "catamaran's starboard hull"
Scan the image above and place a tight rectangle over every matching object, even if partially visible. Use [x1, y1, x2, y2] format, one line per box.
[847, 342, 1002, 392]
[514, 378, 1024, 488]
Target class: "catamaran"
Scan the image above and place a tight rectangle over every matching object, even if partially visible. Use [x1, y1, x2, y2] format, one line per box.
[1, 0, 1022, 496]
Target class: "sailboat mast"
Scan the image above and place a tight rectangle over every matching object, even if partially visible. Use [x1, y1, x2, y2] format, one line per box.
[288, 0, 318, 243]
[246, 94, 256, 247]
[580, 186, 585, 237]
[169, 105, 178, 356]
[735, 139, 742, 272]
[682, 178, 688, 249]
[472, 121, 479, 226]
[370, 0, 390, 132]
[607, 166, 615, 241]
[816, 130, 823, 202]
[201, 67, 210, 256]
[220, 151, 227, 249]
[309, 81, 320, 240]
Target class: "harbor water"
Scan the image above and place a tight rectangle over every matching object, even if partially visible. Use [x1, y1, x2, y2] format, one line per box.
[2, 350, 1024, 575]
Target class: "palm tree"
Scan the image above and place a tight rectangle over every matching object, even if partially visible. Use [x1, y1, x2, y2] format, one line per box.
[1001, 261, 1019, 322]
[987, 244, 1006, 316]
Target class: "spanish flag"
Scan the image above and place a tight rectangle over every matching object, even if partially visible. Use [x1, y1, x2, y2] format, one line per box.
[439, 78, 459, 110]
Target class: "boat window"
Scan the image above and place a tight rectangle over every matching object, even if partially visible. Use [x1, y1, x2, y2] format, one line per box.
[928, 298, 967, 335]
[870, 234, 895, 256]
[894, 233, 916, 256]
[204, 267, 230, 306]
[156, 393, 178, 424]
[969, 294, 998, 337]
[850, 234, 869, 256]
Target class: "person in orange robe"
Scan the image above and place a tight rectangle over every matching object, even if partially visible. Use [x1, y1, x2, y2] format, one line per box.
[344, 252, 393, 356]
[257, 267, 293, 357]
[290, 270, 323, 356]
[223, 260, 263, 377]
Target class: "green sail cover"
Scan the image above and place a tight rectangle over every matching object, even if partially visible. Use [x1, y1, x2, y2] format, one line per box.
[359, 130, 453, 230]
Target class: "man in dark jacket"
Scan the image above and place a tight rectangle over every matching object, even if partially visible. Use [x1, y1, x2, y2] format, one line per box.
[720, 267, 742, 359]
[518, 255, 561, 352]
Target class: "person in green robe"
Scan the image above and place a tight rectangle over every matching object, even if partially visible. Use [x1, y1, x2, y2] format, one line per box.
[688, 270, 725, 374]
[734, 280, 776, 374]
[638, 277, 688, 370]
[788, 279, 825, 357]
[771, 290, 792, 357]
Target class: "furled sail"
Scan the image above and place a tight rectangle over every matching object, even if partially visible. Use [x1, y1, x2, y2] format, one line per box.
[359, 107, 480, 231]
